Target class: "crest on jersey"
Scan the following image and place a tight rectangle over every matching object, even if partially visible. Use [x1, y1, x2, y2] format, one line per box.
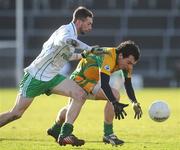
[104, 65, 110, 71]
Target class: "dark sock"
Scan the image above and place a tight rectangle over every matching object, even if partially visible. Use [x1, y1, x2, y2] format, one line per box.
[60, 123, 73, 137]
[50, 122, 62, 137]
[104, 122, 113, 136]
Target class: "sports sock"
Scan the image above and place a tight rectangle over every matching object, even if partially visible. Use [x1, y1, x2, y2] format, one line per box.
[50, 122, 62, 136]
[104, 122, 113, 136]
[60, 123, 73, 137]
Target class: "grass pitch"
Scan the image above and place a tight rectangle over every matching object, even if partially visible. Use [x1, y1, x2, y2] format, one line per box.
[0, 88, 180, 150]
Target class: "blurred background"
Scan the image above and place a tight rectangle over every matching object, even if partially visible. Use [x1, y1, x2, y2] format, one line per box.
[0, 0, 180, 88]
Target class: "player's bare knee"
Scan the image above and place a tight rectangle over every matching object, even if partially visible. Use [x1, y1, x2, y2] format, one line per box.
[10, 113, 22, 121]
[10, 110, 24, 120]
[72, 97, 86, 106]
[12, 114, 22, 120]
[76, 97, 86, 104]
[72, 90, 87, 101]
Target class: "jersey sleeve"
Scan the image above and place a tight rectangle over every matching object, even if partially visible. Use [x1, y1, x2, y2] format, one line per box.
[53, 26, 71, 45]
[75, 39, 92, 51]
[100, 49, 116, 75]
[54, 26, 92, 51]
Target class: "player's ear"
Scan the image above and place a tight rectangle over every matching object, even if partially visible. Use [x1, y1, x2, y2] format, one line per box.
[75, 19, 82, 27]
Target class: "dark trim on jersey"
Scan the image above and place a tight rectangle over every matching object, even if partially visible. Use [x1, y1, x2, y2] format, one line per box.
[124, 77, 137, 103]
[100, 72, 117, 103]
[71, 22, 76, 36]
[115, 48, 119, 65]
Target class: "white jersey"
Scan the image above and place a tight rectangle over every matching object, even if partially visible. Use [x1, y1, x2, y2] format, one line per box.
[25, 22, 92, 81]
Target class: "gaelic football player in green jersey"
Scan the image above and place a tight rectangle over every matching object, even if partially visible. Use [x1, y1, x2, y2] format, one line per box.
[47, 40, 143, 146]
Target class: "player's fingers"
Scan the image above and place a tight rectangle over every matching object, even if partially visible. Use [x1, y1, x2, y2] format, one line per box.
[120, 113, 124, 119]
[118, 114, 121, 120]
[138, 111, 143, 119]
[134, 113, 137, 119]
[115, 113, 118, 119]
[140, 111, 142, 118]
[138, 112, 141, 119]
[115, 112, 119, 119]
[137, 114, 140, 119]
[123, 104, 129, 108]
[139, 109, 142, 119]
[123, 110, 127, 116]
[116, 112, 120, 120]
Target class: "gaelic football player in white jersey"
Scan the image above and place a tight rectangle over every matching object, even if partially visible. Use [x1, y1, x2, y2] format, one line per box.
[0, 7, 95, 137]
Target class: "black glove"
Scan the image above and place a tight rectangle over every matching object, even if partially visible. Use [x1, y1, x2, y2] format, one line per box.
[81, 50, 90, 58]
[112, 101, 129, 120]
[132, 102, 143, 119]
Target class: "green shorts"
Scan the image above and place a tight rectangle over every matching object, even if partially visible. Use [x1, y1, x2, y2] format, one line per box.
[19, 72, 66, 98]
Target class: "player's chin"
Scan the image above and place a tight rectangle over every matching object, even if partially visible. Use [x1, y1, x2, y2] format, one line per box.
[81, 30, 90, 35]
[80, 31, 85, 35]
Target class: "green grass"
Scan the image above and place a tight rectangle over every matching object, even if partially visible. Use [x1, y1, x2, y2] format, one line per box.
[0, 88, 180, 150]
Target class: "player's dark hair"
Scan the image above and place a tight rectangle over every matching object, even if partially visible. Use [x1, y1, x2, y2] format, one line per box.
[116, 40, 140, 61]
[72, 6, 93, 22]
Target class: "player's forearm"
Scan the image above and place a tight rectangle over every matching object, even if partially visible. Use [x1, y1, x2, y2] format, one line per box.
[75, 39, 92, 51]
[55, 33, 91, 50]
[100, 72, 117, 103]
[62, 35, 92, 50]
[124, 77, 137, 103]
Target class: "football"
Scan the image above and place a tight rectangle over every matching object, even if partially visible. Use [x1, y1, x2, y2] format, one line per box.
[148, 100, 170, 122]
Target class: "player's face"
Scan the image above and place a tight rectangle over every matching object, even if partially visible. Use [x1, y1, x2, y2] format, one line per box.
[78, 17, 93, 35]
[118, 54, 137, 70]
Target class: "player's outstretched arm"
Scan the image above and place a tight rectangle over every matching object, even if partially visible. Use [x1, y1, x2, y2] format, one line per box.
[100, 72, 129, 120]
[81, 47, 109, 58]
[124, 77, 143, 119]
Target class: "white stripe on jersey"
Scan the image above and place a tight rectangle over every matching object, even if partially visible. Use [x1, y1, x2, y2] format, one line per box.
[21, 74, 32, 97]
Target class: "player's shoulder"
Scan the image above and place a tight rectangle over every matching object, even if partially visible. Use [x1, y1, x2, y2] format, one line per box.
[101, 47, 116, 57]
[107, 47, 116, 50]
[102, 47, 115, 51]
[102, 47, 116, 54]
[58, 23, 72, 32]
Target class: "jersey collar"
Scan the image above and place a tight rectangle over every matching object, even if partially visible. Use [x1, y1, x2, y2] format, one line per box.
[115, 49, 119, 65]
[70, 22, 78, 37]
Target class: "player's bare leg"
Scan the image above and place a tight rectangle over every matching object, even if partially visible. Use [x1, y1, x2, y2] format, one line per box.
[94, 88, 124, 146]
[47, 103, 70, 141]
[0, 94, 33, 127]
[51, 79, 86, 101]
[49, 80, 87, 146]
[57, 97, 86, 146]
[104, 101, 115, 124]
[48, 87, 122, 145]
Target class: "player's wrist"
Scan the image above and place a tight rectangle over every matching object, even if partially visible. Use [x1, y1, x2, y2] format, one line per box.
[132, 102, 141, 110]
[131, 99, 138, 104]
[81, 53, 86, 58]
[81, 51, 90, 58]
[111, 100, 118, 105]
[90, 47, 95, 53]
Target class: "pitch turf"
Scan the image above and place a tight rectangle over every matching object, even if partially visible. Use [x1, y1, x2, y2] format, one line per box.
[0, 88, 180, 150]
